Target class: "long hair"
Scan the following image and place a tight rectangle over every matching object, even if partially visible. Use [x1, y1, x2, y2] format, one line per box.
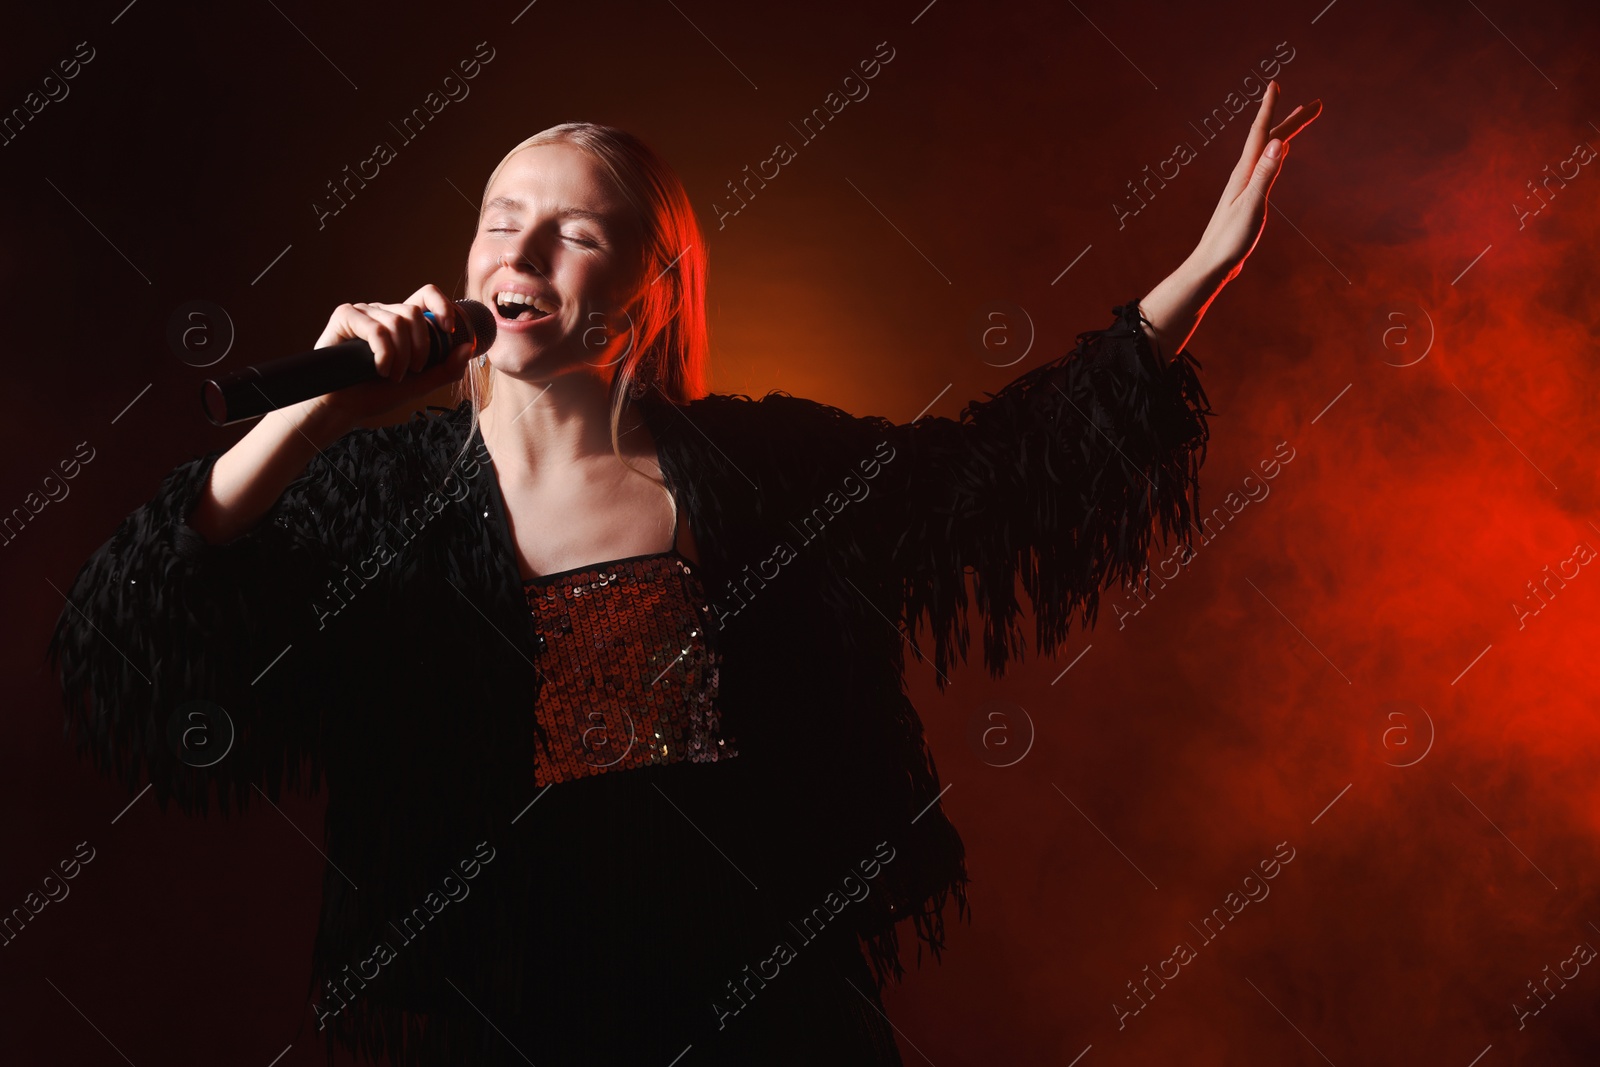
[456, 122, 709, 465]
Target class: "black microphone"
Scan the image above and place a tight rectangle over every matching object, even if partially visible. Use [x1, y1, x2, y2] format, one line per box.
[200, 299, 497, 426]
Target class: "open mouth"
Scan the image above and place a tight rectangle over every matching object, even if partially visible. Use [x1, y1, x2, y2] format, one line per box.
[493, 291, 555, 322]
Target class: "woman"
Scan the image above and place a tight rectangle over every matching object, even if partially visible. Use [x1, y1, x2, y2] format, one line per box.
[49, 88, 1317, 1065]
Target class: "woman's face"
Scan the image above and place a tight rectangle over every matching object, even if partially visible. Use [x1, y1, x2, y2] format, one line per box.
[466, 142, 646, 383]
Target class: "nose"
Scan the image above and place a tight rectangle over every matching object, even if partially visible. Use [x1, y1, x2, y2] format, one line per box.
[498, 247, 549, 281]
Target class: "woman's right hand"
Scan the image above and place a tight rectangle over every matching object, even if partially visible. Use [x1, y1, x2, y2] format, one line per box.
[190, 284, 481, 546]
[306, 283, 480, 428]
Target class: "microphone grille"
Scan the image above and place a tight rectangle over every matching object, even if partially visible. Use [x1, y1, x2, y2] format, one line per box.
[454, 298, 498, 353]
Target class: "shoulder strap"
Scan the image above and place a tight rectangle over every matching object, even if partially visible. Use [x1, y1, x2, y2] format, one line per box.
[667, 483, 682, 553]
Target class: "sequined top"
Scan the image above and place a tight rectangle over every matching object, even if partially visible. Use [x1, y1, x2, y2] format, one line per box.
[522, 548, 738, 787]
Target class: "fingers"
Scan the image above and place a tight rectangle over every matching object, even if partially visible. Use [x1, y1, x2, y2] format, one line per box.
[1221, 83, 1318, 208]
[319, 285, 464, 387]
[360, 304, 422, 381]
[418, 336, 478, 389]
[1246, 136, 1288, 204]
[346, 304, 396, 383]
[396, 305, 432, 374]
[1269, 97, 1322, 144]
[409, 283, 477, 362]
[407, 283, 458, 335]
[1247, 80, 1280, 152]
[406, 282, 478, 367]
[342, 302, 420, 382]
[1221, 81, 1281, 202]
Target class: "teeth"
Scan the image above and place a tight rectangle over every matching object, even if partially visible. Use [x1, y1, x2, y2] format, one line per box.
[494, 291, 553, 315]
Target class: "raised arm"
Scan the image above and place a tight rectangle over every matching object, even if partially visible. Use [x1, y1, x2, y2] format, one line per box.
[799, 83, 1321, 680]
[718, 296, 1207, 684]
[1141, 80, 1321, 356]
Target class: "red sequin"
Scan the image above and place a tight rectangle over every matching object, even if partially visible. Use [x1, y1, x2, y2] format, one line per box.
[522, 552, 736, 786]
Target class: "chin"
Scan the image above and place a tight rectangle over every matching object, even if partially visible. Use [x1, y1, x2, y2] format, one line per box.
[486, 336, 552, 367]
[486, 348, 594, 385]
[486, 355, 548, 380]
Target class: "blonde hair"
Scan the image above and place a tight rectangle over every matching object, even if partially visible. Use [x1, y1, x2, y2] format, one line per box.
[456, 122, 709, 465]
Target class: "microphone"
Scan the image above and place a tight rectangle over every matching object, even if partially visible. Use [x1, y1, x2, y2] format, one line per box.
[200, 299, 497, 426]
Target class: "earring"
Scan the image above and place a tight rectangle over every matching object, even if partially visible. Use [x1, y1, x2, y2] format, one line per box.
[628, 355, 655, 399]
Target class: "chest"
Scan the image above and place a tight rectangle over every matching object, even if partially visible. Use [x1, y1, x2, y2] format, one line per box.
[488, 456, 698, 580]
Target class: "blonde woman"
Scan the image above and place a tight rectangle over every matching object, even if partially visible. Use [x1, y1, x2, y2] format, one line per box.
[51, 91, 1317, 1065]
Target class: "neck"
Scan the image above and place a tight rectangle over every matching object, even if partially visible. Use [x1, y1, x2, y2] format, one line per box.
[477, 369, 645, 478]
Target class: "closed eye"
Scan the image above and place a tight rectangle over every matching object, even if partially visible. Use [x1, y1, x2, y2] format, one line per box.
[487, 227, 592, 247]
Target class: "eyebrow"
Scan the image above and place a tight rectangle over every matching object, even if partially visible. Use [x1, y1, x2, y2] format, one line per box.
[481, 196, 610, 225]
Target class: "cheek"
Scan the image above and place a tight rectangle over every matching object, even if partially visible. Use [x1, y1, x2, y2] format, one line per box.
[564, 259, 622, 310]
[467, 238, 498, 282]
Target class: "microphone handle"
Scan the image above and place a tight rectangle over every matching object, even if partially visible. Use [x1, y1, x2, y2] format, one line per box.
[202, 313, 455, 427]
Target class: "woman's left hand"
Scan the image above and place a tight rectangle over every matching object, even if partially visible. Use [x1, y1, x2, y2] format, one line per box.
[1188, 81, 1321, 285]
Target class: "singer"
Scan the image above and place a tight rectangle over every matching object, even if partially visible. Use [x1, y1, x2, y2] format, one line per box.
[48, 88, 1316, 1066]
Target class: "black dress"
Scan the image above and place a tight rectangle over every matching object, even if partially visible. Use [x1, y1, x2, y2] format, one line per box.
[452, 535, 905, 1065]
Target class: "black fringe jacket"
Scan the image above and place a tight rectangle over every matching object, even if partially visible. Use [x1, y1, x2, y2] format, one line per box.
[46, 298, 1211, 1063]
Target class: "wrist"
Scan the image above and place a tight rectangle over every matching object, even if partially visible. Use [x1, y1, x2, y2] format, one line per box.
[1179, 251, 1235, 294]
[288, 396, 355, 449]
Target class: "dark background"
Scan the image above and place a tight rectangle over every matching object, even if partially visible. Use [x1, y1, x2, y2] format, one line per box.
[6, 0, 1600, 1063]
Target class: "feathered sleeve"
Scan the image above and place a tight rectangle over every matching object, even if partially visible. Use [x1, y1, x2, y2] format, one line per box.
[45, 422, 395, 817]
[767, 296, 1213, 681]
